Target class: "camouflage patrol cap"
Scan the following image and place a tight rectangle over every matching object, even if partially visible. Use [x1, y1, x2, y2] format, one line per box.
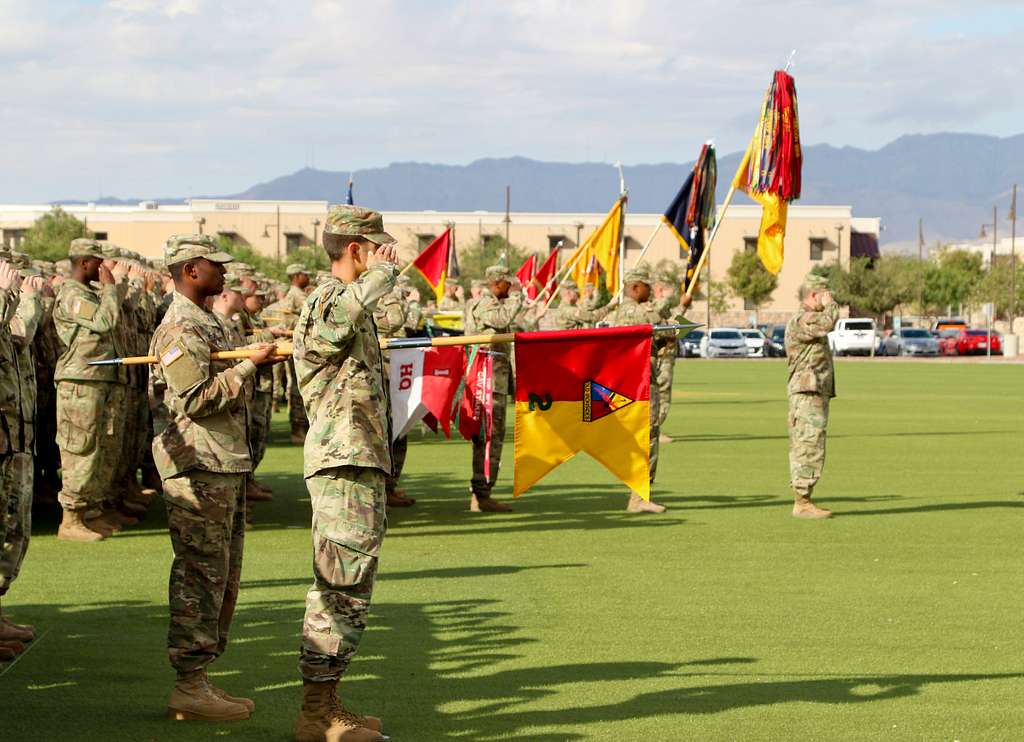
[323, 204, 396, 245]
[100, 243, 123, 259]
[32, 259, 56, 275]
[485, 265, 512, 283]
[623, 266, 652, 286]
[471, 279, 485, 289]
[10, 251, 32, 269]
[286, 263, 310, 277]
[803, 273, 830, 290]
[560, 279, 579, 291]
[222, 273, 243, 292]
[69, 238, 106, 258]
[164, 234, 234, 267]
[232, 261, 255, 276]
[396, 274, 411, 286]
[56, 259, 72, 275]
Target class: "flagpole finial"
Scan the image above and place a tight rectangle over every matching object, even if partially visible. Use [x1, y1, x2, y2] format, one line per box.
[784, 49, 797, 73]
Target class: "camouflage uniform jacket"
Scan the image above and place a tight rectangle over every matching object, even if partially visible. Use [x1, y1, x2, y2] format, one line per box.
[403, 299, 422, 334]
[149, 292, 257, 480]
[261, 298, 299, 331]
[540, 300, 611, 331]
[0, 286, 22, 455]
[438, 295, 464, 312]
[463, 295, 484, 335]
[293, 264, 397, 478]
[53, 278, 126, 383]
[469, 292, 523, 393]
[238, 309, 275, 395]
[10, 292, 42, 448]
[284, 285, 308, 315]
[33, 296, 62, 394]
[785, 303, 839, 398]
[605, 297, 658, 357]
[373, 287, 408, 340]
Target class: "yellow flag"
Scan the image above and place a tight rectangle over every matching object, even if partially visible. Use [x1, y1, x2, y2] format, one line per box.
[572, 198, 624, 290]
[732, 143, 786, 274]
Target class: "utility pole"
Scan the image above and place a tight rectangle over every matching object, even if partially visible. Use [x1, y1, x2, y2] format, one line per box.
[917, 218, 924, 261]
[503, 186, 511, 245]
[1010, 184, 1017, 333]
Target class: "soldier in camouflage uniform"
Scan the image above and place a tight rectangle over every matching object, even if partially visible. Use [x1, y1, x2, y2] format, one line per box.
[284, 264, 312, 444]
[0, 256, 37, 653]
[149, 234, 283, 722]
[32, 263, 63, 502]
[438, 280, 464, 312]
[398, 275, 423, 336]
[784, 274, 839, 520]
[462, 280, 487, 335]
[373, 280, 415, 508]
[604, 266, 668, 514]
[235, 270, 276, 502]
[539, 279, 613, 331]
[464, 265, 536, 512]
[291, 205, 394, 742]
[53, 239, 130, 541]
[651, 272, 693, 443]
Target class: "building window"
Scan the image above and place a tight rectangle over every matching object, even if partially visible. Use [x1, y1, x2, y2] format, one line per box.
[810, 237, 826, 261]
[417, 233, 437, 250]
[743, 237, 758, 254]
[548, 234, 567, 251]
[285, 233, 302, 253]
[92, 231, 108, 241]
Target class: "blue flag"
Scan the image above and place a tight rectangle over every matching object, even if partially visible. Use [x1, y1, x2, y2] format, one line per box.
[346, 176, 354, 206]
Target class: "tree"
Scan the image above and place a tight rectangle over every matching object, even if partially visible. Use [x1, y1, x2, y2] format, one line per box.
[706, 280, 731, 320]
[217, 238, 329, 283]
[829, 256, 923, 318]
[20, 207, 91, 261]
[922, 249, 984, 315]
[454, 235, 534, 292]
[971, 260, 1024, 320]
[725, 251, 778, 322]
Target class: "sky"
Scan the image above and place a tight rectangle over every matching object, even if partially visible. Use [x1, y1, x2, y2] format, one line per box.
[1, 0, 1022, 202]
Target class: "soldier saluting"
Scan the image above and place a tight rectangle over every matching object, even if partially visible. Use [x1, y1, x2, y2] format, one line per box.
[784, 274, 839, 519]
[149, 235, 284, 722]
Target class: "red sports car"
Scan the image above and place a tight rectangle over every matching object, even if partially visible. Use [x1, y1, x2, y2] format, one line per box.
[937, 329, 960, 356]
[956, 329, 1001, 355]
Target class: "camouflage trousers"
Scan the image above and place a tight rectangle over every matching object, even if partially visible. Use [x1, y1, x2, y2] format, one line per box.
[114, 381, 148, 490]
[163, 469, 246, 674]
[34, 373, 60, 493]
[56, 381, 127, 512]
[0, 452, 33, 596]
[287, 359, 309, 437]
[0, 454, 14, 575]
[300, 466, 386, 682]
[470, 391, 508, 497]
[656, 348, 676, 428]
[788, 393, 830, 498]
[649, 360, 661, 484]
[385, 436, 408, 495]
[250, 391, 273, 469]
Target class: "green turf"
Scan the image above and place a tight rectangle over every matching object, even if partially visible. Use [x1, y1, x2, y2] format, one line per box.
[3, 360, 1023, 741]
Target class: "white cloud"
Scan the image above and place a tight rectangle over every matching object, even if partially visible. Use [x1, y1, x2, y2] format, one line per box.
[0, 0, 1021, 200]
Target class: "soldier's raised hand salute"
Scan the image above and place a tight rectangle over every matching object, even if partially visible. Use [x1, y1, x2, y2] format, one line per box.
[367, 242, 398, 266]
[0, 260, 18, 290]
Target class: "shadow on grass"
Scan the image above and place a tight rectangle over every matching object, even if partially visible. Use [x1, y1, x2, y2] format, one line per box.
[4, 590, 1023, 741]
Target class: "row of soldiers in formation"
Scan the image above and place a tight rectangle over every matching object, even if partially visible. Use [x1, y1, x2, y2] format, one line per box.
[0, 204, 838, 740]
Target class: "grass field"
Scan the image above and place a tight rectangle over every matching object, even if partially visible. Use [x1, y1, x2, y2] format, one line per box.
[2, 359, 1023, 741]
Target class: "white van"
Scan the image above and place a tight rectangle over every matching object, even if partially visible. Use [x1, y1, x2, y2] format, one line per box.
[828, 318, 876, 356]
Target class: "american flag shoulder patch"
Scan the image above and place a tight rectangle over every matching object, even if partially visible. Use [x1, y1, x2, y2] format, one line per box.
[161, 344, 184, 366]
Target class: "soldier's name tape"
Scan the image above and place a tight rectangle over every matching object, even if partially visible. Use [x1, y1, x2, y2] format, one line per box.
[88, 324, 701, 365]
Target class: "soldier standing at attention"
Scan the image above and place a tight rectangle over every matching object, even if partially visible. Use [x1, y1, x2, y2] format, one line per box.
[284, 263, 312, 444]
[651, 272, 692, 443]
[539, 279, 613, 331]
[784, 274, 839, 520]
[462, 279, 487, 335]
[604, 266, 668, 514]
[149, 235, 283, 721]
[465, 265, 527, 513]
[292, 205, 395, 742]
[438, 280, 464, 312]
[53, 239, 129, 541]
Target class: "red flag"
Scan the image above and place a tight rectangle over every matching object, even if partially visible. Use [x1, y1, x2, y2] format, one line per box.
[419, 347, 466, 437]
[412, 228, 451, 303]
[532, 248, 558, 300]
[458, 347, 494, 477]
[516, 254, 537, 299]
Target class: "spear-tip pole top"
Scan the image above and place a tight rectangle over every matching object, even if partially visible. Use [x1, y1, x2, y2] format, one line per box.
[784, 49, 797, 73]
[614, 161, 627, 196]
[705, 139, 715, 149]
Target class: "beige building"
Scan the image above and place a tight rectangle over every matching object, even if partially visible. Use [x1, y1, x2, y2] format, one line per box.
[0, 199, 879, 327]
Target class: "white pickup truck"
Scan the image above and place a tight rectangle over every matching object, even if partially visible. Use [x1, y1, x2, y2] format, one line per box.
[828, 318, 876, 356]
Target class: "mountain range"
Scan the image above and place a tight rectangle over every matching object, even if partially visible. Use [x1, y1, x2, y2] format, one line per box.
[66, 133, 1024, 247]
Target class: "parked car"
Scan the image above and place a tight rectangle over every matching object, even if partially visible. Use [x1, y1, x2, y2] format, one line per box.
[679, 330, 704, 358]
[937, 328, 961, 356]
[882, 328, 940, 356]
[956, 328, 1002, 355]
[700, 328, 750, 358]
[828, 318, 876, 356]
[932, 317, 968, 333]
[739, 328, 768, 357]
[766, 325, 787, 357]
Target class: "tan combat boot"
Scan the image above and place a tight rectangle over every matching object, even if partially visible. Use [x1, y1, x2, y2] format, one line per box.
[469, 493, 512, 512]
[202, 670, 255, 713]
[167, 670, 251, 721]
[294, 680, 384, 742]
[0, 607, 35, 642]
[627, 492, 666, 514]
[57, 510, 107, 542]
[245, 478, 273, 502]
[0, 644, 17, 661]
[0, 639, 26, 656]
[386, 489, 416, 508]
[792, 495, 833, 520]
